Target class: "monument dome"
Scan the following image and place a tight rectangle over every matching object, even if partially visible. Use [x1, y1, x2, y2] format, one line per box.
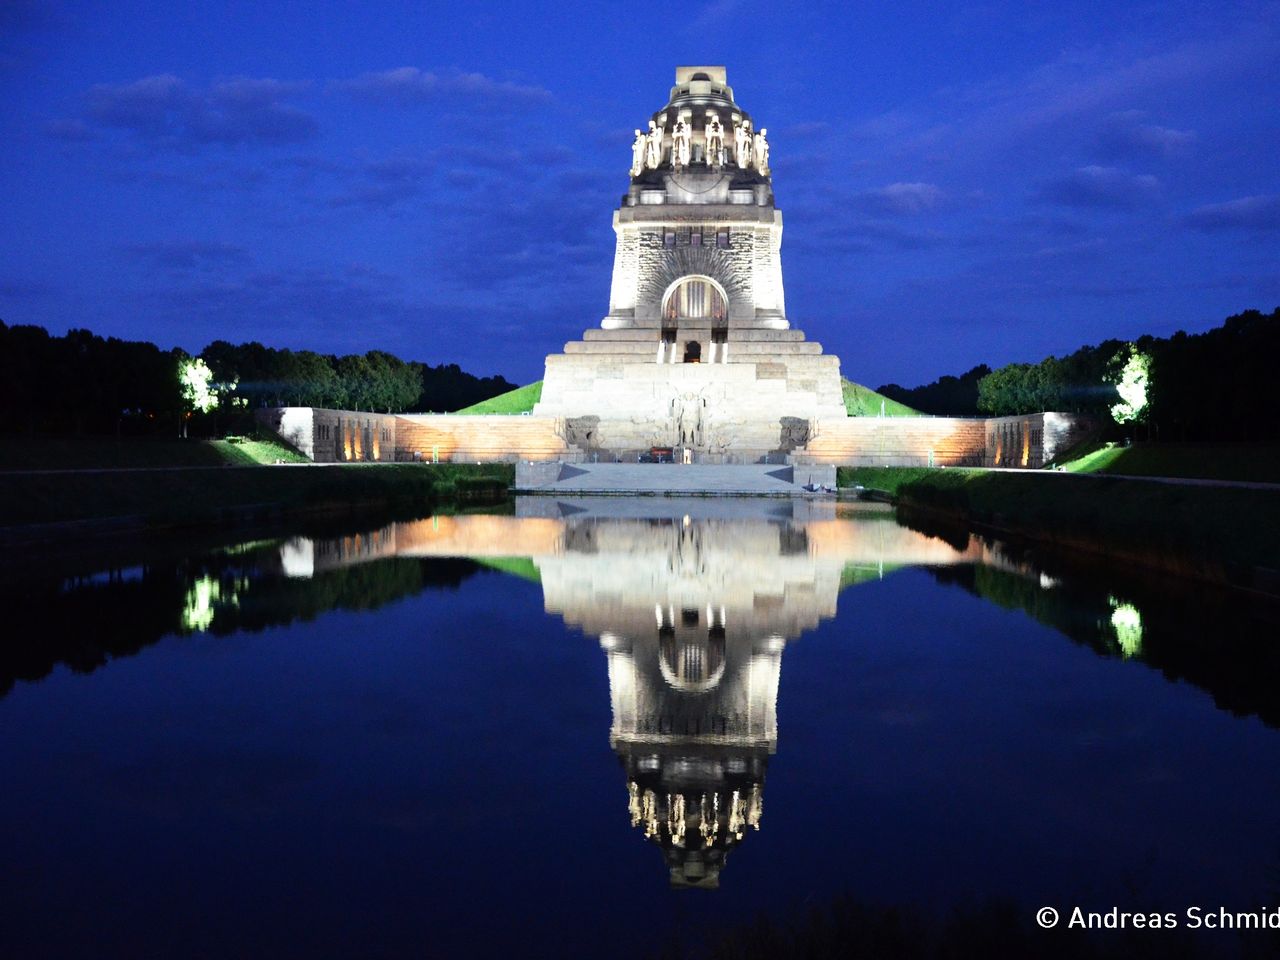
[532, 65, 849, 462]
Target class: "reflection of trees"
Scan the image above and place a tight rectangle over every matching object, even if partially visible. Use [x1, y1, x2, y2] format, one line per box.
[0, 548, 480, 698]
[930, 563, 1280, 728]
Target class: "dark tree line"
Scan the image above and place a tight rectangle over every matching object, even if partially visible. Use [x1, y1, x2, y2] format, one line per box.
[0, 321, 518, 436]
[878, 364, 992, 416]
[879, 308, 1280, 441]
[0, 322, 183, 435]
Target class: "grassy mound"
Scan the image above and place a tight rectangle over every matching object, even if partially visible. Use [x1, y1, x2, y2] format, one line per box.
[1059, 442, 1280, 484]
[842, 379, 922, 417]
[453, 378, 921, 418]
[452, 381, 543, 415]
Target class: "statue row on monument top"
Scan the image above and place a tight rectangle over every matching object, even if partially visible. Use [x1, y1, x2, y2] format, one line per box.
[630, 112, 769, 177]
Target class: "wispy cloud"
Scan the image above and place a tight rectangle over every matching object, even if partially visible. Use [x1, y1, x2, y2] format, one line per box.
[1184, 194, 1280, 231]
[1097, 110, 1195, 160]
[1038, 165, 1160, 209]
[853, 182, 948, 216]
[123, 240, 250, 269]
[77, 74, 319, 147]
[333, 67, 551, 107]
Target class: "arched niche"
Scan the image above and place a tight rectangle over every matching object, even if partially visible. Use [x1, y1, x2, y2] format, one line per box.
[662, 275, 728, 326]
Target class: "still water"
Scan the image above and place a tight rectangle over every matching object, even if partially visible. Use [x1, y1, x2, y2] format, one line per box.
[3, 497, 1279, 958]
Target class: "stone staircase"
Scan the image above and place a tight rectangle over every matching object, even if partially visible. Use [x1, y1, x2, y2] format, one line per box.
[515, 461, 836, 495]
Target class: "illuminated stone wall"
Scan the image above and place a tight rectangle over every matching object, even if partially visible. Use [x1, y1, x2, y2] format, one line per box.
[256, 407, 398, 463]
[800, 411, 1094, 468]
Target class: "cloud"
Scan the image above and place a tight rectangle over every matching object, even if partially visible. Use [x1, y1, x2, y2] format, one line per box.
[334, 67, 551, 107]
[1097, 111, 1195, 160]
[123, 240, 250, 269]
[42, 117, 96, 141]
[1183, 195, 1280, 232]
[1038, 165, 1160, 209]
[853, 182, 947, 216]
[79, 74, 318, 147]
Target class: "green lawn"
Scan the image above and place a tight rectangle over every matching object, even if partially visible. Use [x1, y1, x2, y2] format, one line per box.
[208, 436, 310, 465]
[0, 462, 515, 527]
[841, 379, 922, 417]
[838, 465, 1280, 574]
[453, 381, 543, 414]
[0, 433, 308, 471]
[1060, 442, 1280, 483]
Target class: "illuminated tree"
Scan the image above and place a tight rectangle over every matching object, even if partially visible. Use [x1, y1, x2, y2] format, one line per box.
[178, 356, 218, 437]
[1106, 344, 1152, 427]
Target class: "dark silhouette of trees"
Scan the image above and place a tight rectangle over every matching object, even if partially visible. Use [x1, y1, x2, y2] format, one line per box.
[878, 364, 991, 416]
[0, 320, 518, 437]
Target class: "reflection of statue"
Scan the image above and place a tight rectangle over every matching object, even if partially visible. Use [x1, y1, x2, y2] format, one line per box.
[734, 119, 752, 169]
[705, 112, 724, 167]
[753, 127, 770, 175]
[645, 120, 663, 170]
[672, 119, 691, 170]
[630, 129, 646, 177]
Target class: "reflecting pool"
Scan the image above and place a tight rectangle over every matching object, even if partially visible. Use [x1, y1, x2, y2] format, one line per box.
[3, 498, 1279, 957]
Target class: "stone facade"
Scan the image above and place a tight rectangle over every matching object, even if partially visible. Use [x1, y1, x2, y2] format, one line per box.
[256, 407, 398, 463]
[533, 66, 847, 460]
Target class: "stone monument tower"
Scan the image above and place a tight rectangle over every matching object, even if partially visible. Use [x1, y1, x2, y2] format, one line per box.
[533, 66, 848, 461]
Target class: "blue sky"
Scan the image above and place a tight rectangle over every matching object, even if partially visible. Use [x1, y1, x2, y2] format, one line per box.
[2, 0, 1277, 387]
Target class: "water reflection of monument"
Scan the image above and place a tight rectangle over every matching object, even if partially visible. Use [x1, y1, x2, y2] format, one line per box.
[295, 498, 989, 886]
[541, 516, 827, 887]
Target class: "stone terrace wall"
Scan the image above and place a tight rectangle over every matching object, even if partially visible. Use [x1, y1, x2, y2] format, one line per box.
[257, 407, 397, 463]
[394, 414, 572, 463]
[798, 412, 1093, 468]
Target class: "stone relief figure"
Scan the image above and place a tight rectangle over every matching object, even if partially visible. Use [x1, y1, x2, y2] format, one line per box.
[734, 119, 752, 169]
[645, 120, 663, 170]
[753, 127, 770, 175]
[671, 392, 706, 448]
[672, 118, 691, 170]
[705, 111, 724, 167]
[630, 129, 647, 177]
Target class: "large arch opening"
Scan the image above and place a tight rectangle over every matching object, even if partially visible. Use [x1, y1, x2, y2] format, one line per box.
[662, 275, 728, 325]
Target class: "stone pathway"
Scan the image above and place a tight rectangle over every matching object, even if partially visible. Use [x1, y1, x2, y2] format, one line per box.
[515, 461, 837, 495]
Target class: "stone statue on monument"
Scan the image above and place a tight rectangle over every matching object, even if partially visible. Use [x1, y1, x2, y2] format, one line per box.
[645, 120, 663, 170]
[735, 119, 752, 169]
[672, 118, 691, 170]
[705, 112, 724, 167]
[631, 129, 647, 177]
[753, 127, 770, 175]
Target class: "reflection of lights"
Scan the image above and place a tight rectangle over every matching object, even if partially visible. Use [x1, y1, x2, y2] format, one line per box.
[1109, 596, 1143, 658]
[766, 635, 785, 653]
[183, 576, 220, 632]
[1039, 572, 1059, 589]
[654, 604, 664, 628]
[682, 515, 691, 528]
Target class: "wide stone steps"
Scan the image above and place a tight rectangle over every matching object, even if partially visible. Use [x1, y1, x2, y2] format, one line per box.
[515, 461, 837, 495]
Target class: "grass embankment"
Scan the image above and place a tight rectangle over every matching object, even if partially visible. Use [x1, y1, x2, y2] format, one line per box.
[841, 379, 921, 418]
[1060, 441, 1280, 483]
[450, 377, 919, 419]
[0, 434, 307, 470]
[453, 381, 543, 414]
[839, 466, 1280, 587]
[0, 463, 515, 531]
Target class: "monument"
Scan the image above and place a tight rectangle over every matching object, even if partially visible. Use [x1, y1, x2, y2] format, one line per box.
[260, 66, 1091, 473]
[532, 66, 849, 461]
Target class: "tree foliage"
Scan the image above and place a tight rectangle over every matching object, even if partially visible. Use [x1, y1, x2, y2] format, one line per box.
[0, 321, 518, 437]
[877, 364, 991, 416]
